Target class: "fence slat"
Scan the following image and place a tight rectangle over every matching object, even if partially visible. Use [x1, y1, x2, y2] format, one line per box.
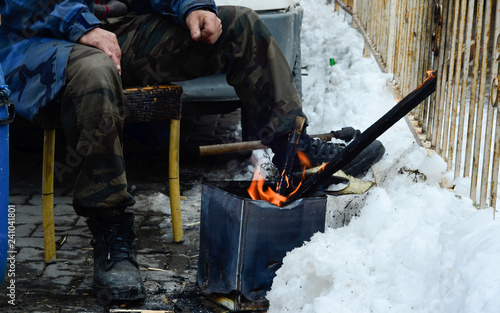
[447, 0, 469, 172]
[455, 0, 476, 179]
[442, 0, 461, 168]
[490, 2, 500, 214]
[478, 0, 495, 209]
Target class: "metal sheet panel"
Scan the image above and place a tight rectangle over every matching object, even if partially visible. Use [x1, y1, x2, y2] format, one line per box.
[197, 181, 326, 304]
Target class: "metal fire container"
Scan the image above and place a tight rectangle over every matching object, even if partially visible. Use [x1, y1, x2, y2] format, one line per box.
[197, 181, 327, 311]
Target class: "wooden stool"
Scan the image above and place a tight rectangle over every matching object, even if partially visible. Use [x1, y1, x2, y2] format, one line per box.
[42, 85, 184, 263]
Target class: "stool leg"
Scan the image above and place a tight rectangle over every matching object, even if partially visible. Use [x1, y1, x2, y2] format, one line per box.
[42, 129, 57, 263]
[169, 118, 184, 243]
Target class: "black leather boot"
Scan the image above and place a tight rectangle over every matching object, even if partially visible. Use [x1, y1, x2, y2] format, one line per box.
[271, 128, 385, 178]
[296, 133, 385, 177]
[87, 212, 145, 302]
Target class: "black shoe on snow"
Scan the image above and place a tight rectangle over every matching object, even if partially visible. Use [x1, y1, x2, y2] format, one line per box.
[272, 130, 385, 178]
[87, 213, 145, 303]
[297, 135, 385, 177]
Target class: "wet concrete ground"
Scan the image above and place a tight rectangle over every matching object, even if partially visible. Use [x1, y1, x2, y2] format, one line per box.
[1, 109, 259, 312]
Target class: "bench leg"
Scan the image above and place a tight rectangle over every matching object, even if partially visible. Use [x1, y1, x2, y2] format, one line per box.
[169, 118, 184, 243]
[42, 129, 57, 263]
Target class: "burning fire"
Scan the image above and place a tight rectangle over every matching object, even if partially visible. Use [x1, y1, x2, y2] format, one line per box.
[247, 151, 315, 207]
[248, 70, 437, 207]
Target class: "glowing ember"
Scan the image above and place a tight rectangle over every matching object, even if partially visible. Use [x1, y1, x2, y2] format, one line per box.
[247, 151, 311, 207]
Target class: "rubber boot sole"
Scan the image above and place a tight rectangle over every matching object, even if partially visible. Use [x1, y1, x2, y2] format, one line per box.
[94, 282, 146, 304]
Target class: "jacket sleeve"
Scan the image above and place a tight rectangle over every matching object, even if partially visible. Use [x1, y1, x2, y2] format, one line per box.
[1, 0, 102, 42]
[133, 0, 218, 25]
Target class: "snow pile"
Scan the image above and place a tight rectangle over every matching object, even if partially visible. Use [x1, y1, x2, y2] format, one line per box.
[265, 1, 500, 312]
[268, 147, 500, 312]
[147, 192, 171, 214]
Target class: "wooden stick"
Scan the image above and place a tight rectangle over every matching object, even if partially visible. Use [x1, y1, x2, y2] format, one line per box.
[199, 140, 267, 155]
[277, 116, 306, 195]
[198, 133, 339, 156]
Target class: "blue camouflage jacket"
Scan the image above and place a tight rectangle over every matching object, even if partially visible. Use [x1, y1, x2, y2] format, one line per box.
[0, 0, 217, 121]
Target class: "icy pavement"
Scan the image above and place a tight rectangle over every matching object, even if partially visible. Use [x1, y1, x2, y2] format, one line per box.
[1, 110, 252, 312]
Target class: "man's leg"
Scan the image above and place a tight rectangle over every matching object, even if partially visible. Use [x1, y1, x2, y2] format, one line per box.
[109, 6, 384, 176]
[59, 44, 144, 301]
[108, 6, 305, 143]
[61, 45, 134, 215]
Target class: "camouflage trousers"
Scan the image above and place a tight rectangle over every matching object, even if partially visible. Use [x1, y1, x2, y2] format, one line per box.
[63, 6, 306, 216]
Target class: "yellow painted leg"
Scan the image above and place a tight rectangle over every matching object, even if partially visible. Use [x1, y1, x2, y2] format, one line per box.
[42, 129, 57, 263]
[169, 119, 184, 243]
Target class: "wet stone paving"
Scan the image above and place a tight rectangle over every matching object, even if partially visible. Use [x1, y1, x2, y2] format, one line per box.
[1, 109, 259, 312]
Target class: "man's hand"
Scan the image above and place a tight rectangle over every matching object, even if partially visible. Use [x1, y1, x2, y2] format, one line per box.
[77, 28, 122, 74]
[185, 10, 222, 44]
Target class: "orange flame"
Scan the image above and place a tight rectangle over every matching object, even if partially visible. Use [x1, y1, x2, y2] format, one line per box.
[247, 150, 311, 207]
[247, 171, 287, 206]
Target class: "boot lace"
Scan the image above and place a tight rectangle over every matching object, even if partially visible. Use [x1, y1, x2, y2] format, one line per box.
[95, 226, 138, 270]
[298, 136, 345, 161]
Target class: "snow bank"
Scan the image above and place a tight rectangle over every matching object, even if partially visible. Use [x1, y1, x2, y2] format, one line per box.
[266, 1, 500, 312]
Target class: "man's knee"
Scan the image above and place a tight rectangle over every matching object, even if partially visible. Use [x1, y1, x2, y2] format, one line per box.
[63, 45, 124, 134]
[219, 6, 271, 40]
[67, 45, 121, 89]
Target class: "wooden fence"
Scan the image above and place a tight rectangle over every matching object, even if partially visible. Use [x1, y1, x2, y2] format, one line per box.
[332, 0, 500, 213]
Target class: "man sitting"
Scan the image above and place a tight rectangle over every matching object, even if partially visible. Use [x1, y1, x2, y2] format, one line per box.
[0, 0, 384, 301]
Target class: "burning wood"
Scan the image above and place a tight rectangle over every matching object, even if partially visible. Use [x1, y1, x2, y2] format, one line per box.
[248, 71, 437, 207]
[276, 116, 306, 196]
[247, 150, 310, 207]
[248, 116, 307, 206]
